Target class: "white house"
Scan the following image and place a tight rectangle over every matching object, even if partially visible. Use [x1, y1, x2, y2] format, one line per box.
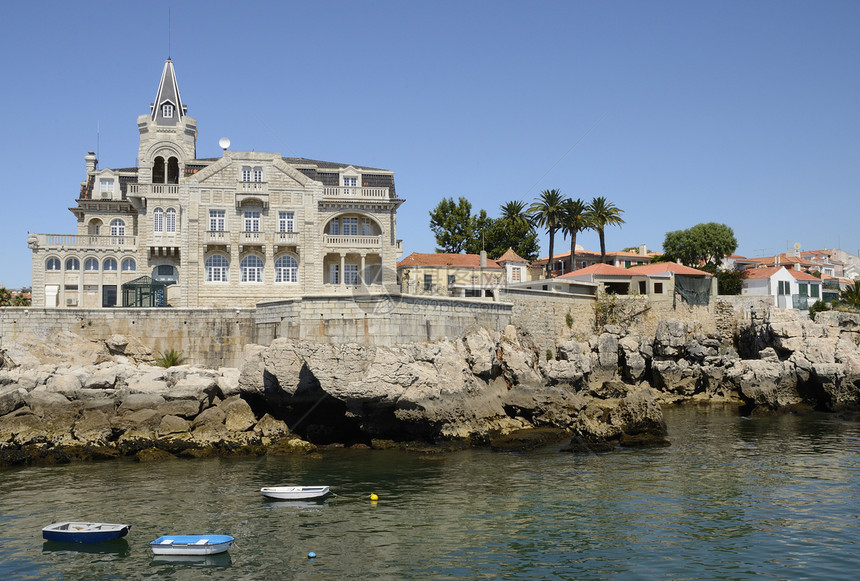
[742, 266, 822, 309]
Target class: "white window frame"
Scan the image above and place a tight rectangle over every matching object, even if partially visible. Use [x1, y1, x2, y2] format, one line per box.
[209, 209, 226, 231]
[343, 176, 357, 187]
[242, 167, 252, 182]
[46, 257, 61, 271]
[253, 167, 263, 182]
[122, 258, 136, 272]
[329, 218, 339, 235]
[241, 255, 264, 283]
[205, 255, 229, 282]
[279, 211, 295, 233]
[244, 211, 261, 232]
[162, 104, 174, 118]
[275, 255, 298, 283]
[361, 217, 372, 236]
[153, 208, 164, 233]
[344, 264, 359, 285]
[329, 264, 339, 284]
[100, 178, 114, 199]
[342, 217, 358, 235]
[166, 208, 177, 233]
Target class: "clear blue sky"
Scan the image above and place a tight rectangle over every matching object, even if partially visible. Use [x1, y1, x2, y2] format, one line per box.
[2, 0, 858, 288]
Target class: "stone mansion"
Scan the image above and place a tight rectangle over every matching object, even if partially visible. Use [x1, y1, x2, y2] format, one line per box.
[28, 59, 404, 308]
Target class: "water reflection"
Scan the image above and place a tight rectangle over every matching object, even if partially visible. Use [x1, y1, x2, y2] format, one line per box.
[150, 552, 232, 567]
[42, 539, 130, 556]
[1, 406, 860, 580]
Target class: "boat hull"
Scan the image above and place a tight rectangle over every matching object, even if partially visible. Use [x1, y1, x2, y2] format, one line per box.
[260, 486, 330, 500]
[41, 522, 130, 543]
[150, 534, 234, 556]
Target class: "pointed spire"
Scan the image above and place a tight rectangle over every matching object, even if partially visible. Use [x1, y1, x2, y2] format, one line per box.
[151, 59, 185, 125]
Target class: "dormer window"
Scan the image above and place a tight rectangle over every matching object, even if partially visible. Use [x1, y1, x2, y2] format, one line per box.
[100, 178, 114, 199]
[162, 104, 174, 118]
[344, 176, 357, 187]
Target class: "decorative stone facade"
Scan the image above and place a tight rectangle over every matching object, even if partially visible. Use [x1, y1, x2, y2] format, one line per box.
[28, 59, 403, 309]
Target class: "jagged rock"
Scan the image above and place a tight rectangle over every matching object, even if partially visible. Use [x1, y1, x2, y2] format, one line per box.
[105, 335, 129, 354]
[72, 410, 113, 445]
[651, 359, 698, 395]
[726, 359, 800, 408]
[118, 393, 166, 413]
[463, 327, 498, 377]
[166, 375, 219, 405]
[1, 411, 48, 445]
[609, 389, 669, 446]
[192, 405, 226, 428]
[83, 369, 119, 390]
[655, 320, 688, 357]
[192, 422, 230, 445]
[254, 414, 290, 442]
[156, 399, 200, 419]
[220, 396, 256, 432]
[218, 367, 241, 398]
[25, 390, 73, 417]
[543, 359, 587, 386]
[158, 414, 191, 436]
[0, 387, 26, 417]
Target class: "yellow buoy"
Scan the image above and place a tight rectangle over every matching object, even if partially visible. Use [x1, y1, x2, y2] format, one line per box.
[370, 493, 378, 501]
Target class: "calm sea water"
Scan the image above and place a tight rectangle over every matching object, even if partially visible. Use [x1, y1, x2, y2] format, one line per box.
[1, 405, 859, 580]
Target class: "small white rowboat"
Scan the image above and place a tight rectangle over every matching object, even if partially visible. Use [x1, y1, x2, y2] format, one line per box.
[260, 485, 330, 500]
[149, 534, 234, 555]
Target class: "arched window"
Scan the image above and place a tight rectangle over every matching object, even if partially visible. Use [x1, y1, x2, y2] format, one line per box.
[103, 258, 118, 271]
[205, 255, 229, 282]
[88, 219, 102, 236]
[166, 208, 177, 233]
[153, 156, 165, 184]
[153, 208, 164, 233]
[65, 257, 80, 271]
[84, 258, 99, 271]
[122, 258, 137, 272]
[241, 255, 264, 283]
[167, 157, 179, 184]
[46, 257, 61, 271]
[110, 219, 125, 237]
[275, 256, 298, 283]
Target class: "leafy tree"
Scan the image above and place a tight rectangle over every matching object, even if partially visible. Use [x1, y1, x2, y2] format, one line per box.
[716, 269, 746, 295]
[840, 281, 860, 307]
[463, 209, 495, 255]
[561, 198, 590, 271]
[587, 196, 625, 264]
[0, 286, 11, 306]
[11, 293, 31, 306]
[482, 218, 540, 261]
[662, 222, 737, 270]
[528, 189, 567, 275]
[429, 197, 478, 253]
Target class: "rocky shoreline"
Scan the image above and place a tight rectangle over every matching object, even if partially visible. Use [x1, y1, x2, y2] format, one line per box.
[2, 308, 859, 466]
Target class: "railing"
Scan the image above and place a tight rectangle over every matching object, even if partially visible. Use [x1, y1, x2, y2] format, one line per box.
[274, 231, 300, 245]
[240, 231, 265, 245]
[238, 181, 267, 192]
[323, 187, 390, 199]
[35, 234, 137, 248]
[127, 184, 180, 196]
[205, 230, 230, 245]
[323, 234, 382, 249]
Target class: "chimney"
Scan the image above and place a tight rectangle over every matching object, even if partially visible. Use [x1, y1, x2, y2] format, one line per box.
[639, 244, 647, 256]
[480, 250, 487, 267]
[85, 152, 97, 174]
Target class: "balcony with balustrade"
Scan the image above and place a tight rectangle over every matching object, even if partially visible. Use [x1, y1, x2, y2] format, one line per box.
[322, 186, 391, 200]
[323, 234, 382, 250]
[29, 233, 138, 251]
[127, 184, 180, 197]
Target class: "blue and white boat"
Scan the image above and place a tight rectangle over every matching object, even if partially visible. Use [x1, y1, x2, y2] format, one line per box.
[149, 534, 234, 556]
[41, 522, 130, 543]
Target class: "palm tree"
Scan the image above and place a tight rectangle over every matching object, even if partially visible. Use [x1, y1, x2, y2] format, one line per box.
[561, 198, 590, 272]
[840, 281, 860, 307]
[499, 200, 531, 230]
[529, 189, 567, 276]
[587, 196, 625, 264]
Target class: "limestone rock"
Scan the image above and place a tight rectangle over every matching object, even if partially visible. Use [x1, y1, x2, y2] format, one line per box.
[221, 396, 256, 432]
[0, 387, 26, 417]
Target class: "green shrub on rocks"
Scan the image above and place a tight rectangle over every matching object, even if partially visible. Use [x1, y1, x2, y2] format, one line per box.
[156, 349, 186, 368]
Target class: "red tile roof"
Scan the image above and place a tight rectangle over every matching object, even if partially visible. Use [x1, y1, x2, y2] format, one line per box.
[496, 248, 529, 264]
[626, 262, 712, 276]
[743, 266, 785, 280]
[557, 263, 633, 278]
[788, 270, 822, 282]
[397, 252, 503, 269]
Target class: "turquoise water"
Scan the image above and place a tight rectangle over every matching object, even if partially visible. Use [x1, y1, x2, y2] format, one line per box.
[1, 405, 859, 580]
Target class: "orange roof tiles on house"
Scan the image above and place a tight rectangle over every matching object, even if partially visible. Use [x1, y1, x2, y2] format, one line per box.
[626, 262, 712, 276]
[557, 263, 633, 278]
[787, 270, 822, 282]
[496, 248, 529, 264]
[742, 266, 785, 280]
[397, 252, 503, 269]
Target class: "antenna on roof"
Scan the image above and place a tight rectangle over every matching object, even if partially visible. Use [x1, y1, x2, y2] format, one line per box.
[168, 8, 171, 59]
[97, 121, 100, 162]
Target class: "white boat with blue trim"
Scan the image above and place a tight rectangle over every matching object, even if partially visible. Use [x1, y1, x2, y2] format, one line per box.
[260, 485, 330, 500]
[149, 534, 234, 555]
